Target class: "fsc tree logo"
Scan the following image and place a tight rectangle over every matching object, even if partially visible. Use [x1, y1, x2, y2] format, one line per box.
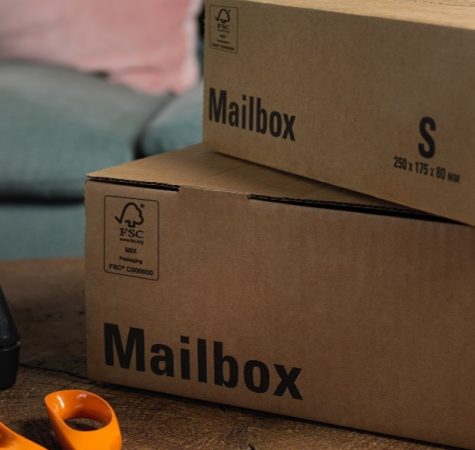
[215, 8, 231, 30]
[115, 202, 144, 228]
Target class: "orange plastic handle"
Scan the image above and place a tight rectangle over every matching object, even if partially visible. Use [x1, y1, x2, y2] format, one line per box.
[0, 423, 46, 449]
[44, 390, 122, 450]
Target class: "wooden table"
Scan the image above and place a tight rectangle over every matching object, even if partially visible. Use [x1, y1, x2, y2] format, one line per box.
[0, 259, 451, 450]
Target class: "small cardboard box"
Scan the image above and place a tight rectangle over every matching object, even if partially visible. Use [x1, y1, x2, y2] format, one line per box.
[86, 145, 475, 449]
[203, 0, 475, 226]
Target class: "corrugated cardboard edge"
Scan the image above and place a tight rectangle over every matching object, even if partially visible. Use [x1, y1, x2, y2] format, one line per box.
[86, 174, 456, 224]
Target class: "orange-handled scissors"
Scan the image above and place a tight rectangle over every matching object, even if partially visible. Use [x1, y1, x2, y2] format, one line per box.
[0, 390, 122, 450]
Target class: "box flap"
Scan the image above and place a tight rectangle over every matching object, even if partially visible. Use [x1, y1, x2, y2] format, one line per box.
[88, 145, 446, 220]
[245, 0, 475, 31]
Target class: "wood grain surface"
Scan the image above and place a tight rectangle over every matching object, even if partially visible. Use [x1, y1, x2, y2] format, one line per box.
[0, 259, 455, 450]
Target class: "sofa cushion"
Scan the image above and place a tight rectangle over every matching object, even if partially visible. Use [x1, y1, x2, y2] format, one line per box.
[0, 0, 202, 94]
[0, 61, 168, 200]
[141, 81, 203, 155]
[0, 201, 85, 260]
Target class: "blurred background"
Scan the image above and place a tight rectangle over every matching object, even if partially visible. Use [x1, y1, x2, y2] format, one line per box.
[0, 0, 205, 260]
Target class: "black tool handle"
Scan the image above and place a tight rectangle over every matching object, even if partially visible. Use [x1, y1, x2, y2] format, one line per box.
[0, 287, 20, 389]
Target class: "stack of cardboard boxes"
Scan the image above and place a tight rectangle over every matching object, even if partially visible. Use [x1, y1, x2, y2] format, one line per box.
[86, 1, 475, 447]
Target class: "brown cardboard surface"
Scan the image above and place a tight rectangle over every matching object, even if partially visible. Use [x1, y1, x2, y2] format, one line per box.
[86, 147, 475, 449]
[203, 0, 475, 225]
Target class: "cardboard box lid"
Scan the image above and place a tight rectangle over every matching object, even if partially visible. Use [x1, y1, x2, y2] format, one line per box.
[88, 145, 446, 221]
[244, 0, 475, 30]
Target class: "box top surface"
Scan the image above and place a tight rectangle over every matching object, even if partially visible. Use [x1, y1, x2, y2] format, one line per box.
[241, 0, 475, 31]
[89, 145, 443, 220]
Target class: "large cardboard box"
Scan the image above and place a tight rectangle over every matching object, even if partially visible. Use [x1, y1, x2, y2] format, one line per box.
[203, 0, 475, 226]
[86, 145, 475, 449]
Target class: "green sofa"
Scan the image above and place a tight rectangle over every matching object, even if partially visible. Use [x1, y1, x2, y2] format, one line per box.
[0, 61, 203, 260]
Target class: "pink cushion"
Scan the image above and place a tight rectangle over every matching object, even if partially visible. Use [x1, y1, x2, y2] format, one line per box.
[0, 0, 201, 94]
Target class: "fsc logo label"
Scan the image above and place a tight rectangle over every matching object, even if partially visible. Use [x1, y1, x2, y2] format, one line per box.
[104, 196, 159, 280]
[209, 5, 238, 53]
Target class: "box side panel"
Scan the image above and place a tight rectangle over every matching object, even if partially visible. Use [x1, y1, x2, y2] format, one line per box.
[86, 180, 475, 448]
[203, 0, 475, 225]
